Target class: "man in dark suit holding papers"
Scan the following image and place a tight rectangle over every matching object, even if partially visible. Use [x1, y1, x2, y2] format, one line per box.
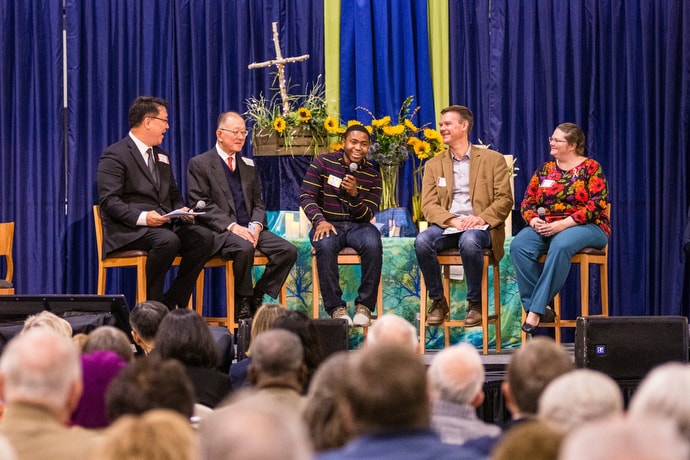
[97, 96, 214, 310]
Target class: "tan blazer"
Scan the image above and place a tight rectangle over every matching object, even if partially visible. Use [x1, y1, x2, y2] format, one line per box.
[420, 146, 513, 260]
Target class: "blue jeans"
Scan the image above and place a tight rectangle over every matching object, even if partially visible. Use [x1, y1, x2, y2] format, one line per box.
[310, 222, 383, 314]
[414, 224, 492, 303]
[510, 224, 608, 315]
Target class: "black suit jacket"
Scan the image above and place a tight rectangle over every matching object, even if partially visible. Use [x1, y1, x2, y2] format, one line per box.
[97, 135, 185, 256]
[186, 147, 266, 233]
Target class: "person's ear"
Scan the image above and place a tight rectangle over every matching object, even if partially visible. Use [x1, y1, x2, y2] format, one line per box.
[471, 390, 485, 408]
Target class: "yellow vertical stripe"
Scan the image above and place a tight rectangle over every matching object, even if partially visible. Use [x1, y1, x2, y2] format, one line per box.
[428, 0, 449, 126]
[324, 0, 341, 120]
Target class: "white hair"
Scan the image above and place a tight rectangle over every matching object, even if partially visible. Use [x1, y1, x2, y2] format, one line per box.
[538, 368, 623, 432]
[427, 343, 483, 405]
[366, 313, 418, 351]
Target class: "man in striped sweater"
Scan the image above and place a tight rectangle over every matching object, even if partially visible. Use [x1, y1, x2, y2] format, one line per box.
[299, 125, 382, 327]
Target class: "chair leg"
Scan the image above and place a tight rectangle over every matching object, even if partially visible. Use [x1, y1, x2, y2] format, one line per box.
[195, 269, 205, 316]
[97, 265, 106, 295]
[481, 260, 489, 355]
[580, 260, 590, 317]
[135, 259, 147, 304]
[600, 262, 609, 316]
[553, 293, 562, 343]
[312, 254, 320, 319]
[419, 274, 427, 354]
[224, 261, 236, 329]
[492, 261, 501, 354]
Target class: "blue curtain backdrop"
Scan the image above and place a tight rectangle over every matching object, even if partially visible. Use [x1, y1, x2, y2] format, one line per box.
[339, 0, 435, 211]
[64, 0, 323, 308]
[449, 0, 690, 320]
[0, 1, 65, 293]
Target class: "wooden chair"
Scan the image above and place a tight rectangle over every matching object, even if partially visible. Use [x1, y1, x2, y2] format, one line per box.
[0, 222, 15, 295]
[93, 205, 182, 304]
[521, 205, 611, 343]
[419, 248, 501, 355]
[311, 247, 383, 329]
[195, 250, 288, 329]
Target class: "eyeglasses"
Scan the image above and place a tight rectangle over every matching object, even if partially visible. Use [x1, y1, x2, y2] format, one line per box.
[548, 137, 567, 143]
[148, 116, 169, 125]
[219, 128, 248, 137]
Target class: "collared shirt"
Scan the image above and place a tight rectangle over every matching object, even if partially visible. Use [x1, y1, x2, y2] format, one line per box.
[430, 399, 502, 445]
[214, 142, 261, 232]
[448, 144, 473, 218]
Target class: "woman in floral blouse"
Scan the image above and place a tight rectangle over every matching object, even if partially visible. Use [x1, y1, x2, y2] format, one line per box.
[511, 122, 610, 334]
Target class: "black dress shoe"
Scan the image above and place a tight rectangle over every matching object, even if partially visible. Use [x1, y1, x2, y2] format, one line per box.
[542, 306, 557, 323]
[236, 297, 253, 321]
[521, 321, 539, 334]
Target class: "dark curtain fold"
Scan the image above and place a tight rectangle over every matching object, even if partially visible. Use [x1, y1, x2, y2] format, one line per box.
[449, 0, 690, 318]
[0, 1, 64, 293]
[339, 0, 435, 211]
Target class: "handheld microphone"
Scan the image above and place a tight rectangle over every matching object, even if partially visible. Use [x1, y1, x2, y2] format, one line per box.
[537, 207, 546, 220]
[349, 162, 358, 173]
[192, 200, 206, 212]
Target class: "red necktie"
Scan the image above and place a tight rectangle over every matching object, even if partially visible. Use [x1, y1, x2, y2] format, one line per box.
[228, 156, 235, 171]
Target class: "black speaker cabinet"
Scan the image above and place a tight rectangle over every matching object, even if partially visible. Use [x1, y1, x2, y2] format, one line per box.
[313, 318, 349, 358]
[575, 316, 689, 380]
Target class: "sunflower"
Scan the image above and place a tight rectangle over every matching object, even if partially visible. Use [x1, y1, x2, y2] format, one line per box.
[424, 128, 442, 143]
[297, 107, 312, 123]
[382, 124, 405, 136]
[404, 119, 419, 133]
[330, 141, 343, 151]
[324, 117, 340, 133]
[273, 117, 286, 133]
[372, 116, 391, 128]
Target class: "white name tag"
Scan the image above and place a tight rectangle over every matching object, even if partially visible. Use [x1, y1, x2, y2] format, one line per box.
[241, 157, 255, 167]
[328, 174, 343, 188]
[540, 179, 555, 187]
[437, 177, 447, 187]
[157, 154, 169, 164]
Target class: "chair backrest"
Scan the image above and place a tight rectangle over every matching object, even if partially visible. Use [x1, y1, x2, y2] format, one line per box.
[92, 205, 104, 259]
[0, 222, 14, 284]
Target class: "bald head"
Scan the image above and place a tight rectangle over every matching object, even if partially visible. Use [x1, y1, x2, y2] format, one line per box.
[428, 343, 484, 406]
[366, 314, 418, 351]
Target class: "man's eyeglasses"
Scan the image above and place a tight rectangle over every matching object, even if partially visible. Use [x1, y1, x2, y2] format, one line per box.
[219, 128, 248, 137]
[148, 116, 169, 125]
[548, 137, 567, 143]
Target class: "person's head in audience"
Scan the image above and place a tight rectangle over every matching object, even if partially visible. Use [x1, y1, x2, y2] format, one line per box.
[344, 344, 428, 434]
[559, 415, 690, 460]
[537, 368, 623, 433]
[72, 332, 88, 352]
[21, 310, 72, 338]
[92, 409, 198, 460]
[503, 337, 574, 419]
[491, 420, 563, 460]
[105, 356, 195, 422]
[249, 329, 306, 393]
[154, 309, 218, 369]
[0, 328, 82, 423]
[628, 362, 690, 442]
[246, 303, 286, 357]
[129, 300, 168, 354]
[200, 398, 312, 460]
[271, 310, 324, 389]
[428, 343, 485, 408]
[83, 325, 134, 362]
[303, 351, 354, 452]
[70, 350, 128, 429]
[366, 313, 418, 351]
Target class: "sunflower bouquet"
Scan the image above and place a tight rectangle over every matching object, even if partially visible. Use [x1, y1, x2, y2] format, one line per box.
[409, 127, 444, 221]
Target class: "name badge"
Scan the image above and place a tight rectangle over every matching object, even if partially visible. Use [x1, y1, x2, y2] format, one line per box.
[241, 157, 255, 167]
[328, 174, 343, 188]
[540, 179, 555, 187]
[157, 154, 169, 164]
[437, 177, 447, 187]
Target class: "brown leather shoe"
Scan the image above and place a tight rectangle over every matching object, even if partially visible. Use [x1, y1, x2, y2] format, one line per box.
[464, 301, 482, 327]
[426, 297, 449, 325]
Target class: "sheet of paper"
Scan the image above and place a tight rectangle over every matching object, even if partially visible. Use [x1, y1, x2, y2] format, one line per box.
[163, 209, 205, 218]
[443, 224, 489, 234]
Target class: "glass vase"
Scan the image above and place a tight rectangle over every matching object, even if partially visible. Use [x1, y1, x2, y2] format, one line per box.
[380, 163, 399, 210]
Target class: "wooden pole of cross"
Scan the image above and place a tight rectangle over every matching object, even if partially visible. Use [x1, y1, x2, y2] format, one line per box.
[248, 22, 310, 117]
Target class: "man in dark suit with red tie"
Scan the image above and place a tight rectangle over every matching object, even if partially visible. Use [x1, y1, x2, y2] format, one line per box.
[96, 96, 214, 310]
[187, 112, 297, 320]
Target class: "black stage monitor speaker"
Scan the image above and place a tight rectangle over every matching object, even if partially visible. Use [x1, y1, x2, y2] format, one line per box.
[313, 318, 349, 358]
[575, 316, 689, 380]
[0, 294, 131, 352]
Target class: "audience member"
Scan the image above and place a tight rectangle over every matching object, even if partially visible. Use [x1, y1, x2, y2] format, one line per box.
[491, 421, 562, 460]
[537, 368, 623, 433]
[299, 124, 382, 327]
[129, 300, 168, 354]
[200, 398, 312, 460]
[559, 415, 690, 460]
[502, 337, 573, 426]
[82, 325, 134, 362]
[72, 332, 88, 352]
[0, 329, 100, 459]
[153, 309, 231, 408]
[70, 350, 128, 429]
[21, 310, 72, 338]
[272, 309, 325, 391]
[303, 352, 354, 452]
[628, 362, 690, 442]
[428, 343, 501, 445]
[316, 345, 481, 459]
[230, 303, 286, 388]
[366, 313, 418, 351]
[0, 435, 17, 460]
[105, 356, 195, 422]
[92, 409, 199, 460]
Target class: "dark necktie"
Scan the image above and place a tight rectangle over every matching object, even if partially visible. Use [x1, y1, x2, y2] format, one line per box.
[147, 148, 158, 186]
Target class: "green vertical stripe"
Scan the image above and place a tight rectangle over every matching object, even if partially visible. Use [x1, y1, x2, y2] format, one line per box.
[428, 0, 449, 126]
[324, 0, 341, 122]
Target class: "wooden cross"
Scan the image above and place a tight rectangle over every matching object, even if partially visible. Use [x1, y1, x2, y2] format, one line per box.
[248, 22, 310, 117]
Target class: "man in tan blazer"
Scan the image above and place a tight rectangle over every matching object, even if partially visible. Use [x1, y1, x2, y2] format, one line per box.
[415, 105, 513, 326]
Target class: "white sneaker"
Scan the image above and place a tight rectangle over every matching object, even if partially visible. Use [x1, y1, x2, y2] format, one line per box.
[353, 304, 372, 327]
[331, 307, 353, 326]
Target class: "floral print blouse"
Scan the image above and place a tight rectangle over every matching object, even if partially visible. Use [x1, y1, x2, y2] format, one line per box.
[520, 158, 610, 237]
